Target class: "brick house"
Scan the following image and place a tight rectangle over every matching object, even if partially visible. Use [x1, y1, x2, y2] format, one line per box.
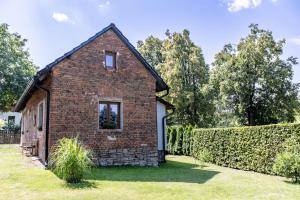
[15, 23, 174, 167]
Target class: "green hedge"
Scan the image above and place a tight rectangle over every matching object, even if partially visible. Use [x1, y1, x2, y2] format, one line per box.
[167, 125, 193, 156]
[192, 124, 300, 174]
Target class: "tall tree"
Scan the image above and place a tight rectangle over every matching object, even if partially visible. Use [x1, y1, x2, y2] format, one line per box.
[138, 30, 213, 127]
[0, 23, 37, 111]
[137, 36, 163, 74]
[210, 24, 299, 126]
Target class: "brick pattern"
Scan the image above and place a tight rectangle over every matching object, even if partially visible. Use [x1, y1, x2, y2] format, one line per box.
[20, 80, 49, 162]
[46, 30, 158, 166]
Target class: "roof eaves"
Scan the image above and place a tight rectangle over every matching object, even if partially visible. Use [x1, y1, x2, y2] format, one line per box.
[14, 77, 37, 112]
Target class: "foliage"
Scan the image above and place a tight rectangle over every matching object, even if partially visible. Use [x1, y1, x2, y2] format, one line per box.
[49, 137, 93, 183]
[0, 119, 4, 129]
[167, 125, 194, 155]
[273, 151, 300, 183]
[0, 23, 37, 111]
[3, 122, 20, 133]
[273, 137, 300, 183]
[192, 123, 300, 175]
[210, 24, 299, 126]
[137, 36, 163, 73]
[194, 148, 213, 167]
[138, 30, 214, 127]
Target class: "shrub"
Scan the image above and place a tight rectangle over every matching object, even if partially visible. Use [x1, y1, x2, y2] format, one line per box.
[0, 119, 4, 129]
[3, 122, 20, 133]
[49, 137, 93, 183]
[167, 125, 194, 156]
[273, 151, 300, 183]
[192, 124, 300, 175]
[273, 137, 300, 183]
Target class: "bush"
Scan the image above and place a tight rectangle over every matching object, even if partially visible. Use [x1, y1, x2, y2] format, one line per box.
[167, 125, 194, 155]
[192, 123, 300, 175]
[49, 137, 93, 183]
[3, 122, 20, 133]
[0, 119, 4, 129]
[273, 137, 300, 183]
[273, 151, 300, 183]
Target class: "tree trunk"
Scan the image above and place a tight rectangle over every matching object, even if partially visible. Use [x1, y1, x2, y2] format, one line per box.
[247, 108, 255, 126]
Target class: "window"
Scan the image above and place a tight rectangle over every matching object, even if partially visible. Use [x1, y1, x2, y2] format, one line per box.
[38, 102, 44, 131]
[105, 51, 116, 69]
[8, 116, 15, 124]
[99, 102, 120, 129]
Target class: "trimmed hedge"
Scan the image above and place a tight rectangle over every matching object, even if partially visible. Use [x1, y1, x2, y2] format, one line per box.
[167, 123, 300, 175]
[167, 125, 193, 156]
[193, 124, 300, 175]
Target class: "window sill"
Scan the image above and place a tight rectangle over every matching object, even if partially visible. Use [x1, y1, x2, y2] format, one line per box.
[104, 67, 117, 72]
[97, 129, 123, 133]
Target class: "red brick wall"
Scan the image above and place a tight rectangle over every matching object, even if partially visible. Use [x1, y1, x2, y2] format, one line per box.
[48, 30, 158, 166]
[20, 79, 50, 162]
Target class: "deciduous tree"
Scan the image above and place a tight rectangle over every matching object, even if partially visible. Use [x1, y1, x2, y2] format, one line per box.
[0, 23, 37, 111]
[210, 24, 299, 126]
[138, 30, 213, 127]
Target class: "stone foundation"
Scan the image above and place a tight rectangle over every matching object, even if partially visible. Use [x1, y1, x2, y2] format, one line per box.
[94, 147, 158, 166]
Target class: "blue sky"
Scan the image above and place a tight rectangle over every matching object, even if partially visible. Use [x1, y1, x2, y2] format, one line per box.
[1, 0, 300, 82]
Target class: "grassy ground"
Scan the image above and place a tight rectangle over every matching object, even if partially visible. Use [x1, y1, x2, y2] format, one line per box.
[0, 145, 299, 200]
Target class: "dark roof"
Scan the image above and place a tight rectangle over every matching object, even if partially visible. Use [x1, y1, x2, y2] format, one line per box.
[156, 96, 175, 110]
[15, 23, 169, 112]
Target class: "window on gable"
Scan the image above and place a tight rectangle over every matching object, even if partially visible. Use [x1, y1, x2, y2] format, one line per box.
[99, 102, 120, 129]
[38, 102, 44, 131]
[105, 51, 116, 69]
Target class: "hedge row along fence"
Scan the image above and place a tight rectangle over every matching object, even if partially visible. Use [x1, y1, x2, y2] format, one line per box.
[167, 123, 300, 175]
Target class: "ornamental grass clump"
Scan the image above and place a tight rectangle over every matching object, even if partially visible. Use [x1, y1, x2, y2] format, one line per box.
[49, 137, 93, 183]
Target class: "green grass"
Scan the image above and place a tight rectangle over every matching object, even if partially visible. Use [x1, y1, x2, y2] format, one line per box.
[0, 145, 299, 200]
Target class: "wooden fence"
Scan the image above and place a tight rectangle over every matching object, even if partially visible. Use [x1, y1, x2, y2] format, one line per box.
[0, 130, 21, 144]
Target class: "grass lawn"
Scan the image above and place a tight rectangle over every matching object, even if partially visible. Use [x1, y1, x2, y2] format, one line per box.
[0, 145, 299, 200]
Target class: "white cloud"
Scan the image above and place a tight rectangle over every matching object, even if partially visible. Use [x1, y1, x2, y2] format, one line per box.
[98, 1, 110, 8]
[288, 36, 300, 46]
[227, 0, 262, 12]
[225, 0, 277, 12]
[52, 12, 75, 24]
[52, 12, 68, 22]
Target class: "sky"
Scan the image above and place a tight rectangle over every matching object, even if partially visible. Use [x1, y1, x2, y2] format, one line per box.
[1, 0, 300, 82]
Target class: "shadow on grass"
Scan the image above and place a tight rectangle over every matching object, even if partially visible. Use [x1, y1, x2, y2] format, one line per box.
[283, 180, 300, 185]
[85, 160, 220, 184]
[64, 180, 97, 189]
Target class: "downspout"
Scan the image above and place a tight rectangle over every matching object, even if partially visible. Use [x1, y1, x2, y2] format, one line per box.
[161, 107, 175, 163]
[36, 85, 50, 168]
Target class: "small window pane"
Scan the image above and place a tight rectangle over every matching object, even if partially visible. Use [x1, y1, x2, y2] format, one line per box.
[110, 104, 119, 129]
[38, 103, 43, 131]
[99, 104, 108, 128]
[105, 54, 114, 69]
